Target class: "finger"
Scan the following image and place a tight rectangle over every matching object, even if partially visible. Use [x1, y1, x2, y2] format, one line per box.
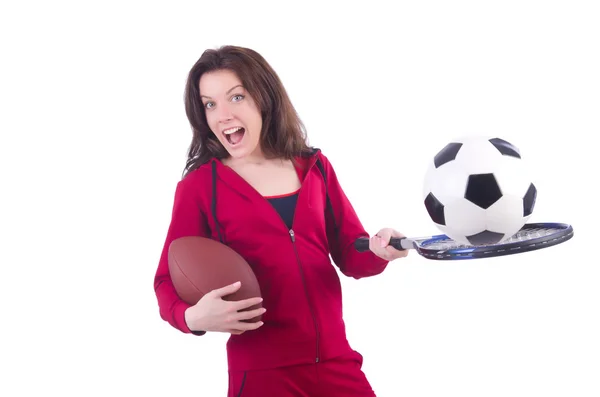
[368, 236, 384, 254]
[370, 234, 389, 252]
[234, 307, 266, 321]
[229, 296, 264, 311]
[371, 237, 396, 258]
[386, 245, 407, 257]
[209, 281, 242, 298]
[376, 229, 393, 247]
[368, 236, 377, 252]
[390, 229, 406, 239]
[231, 321, 264, 332]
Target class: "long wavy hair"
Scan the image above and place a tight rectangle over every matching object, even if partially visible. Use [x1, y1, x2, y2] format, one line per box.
[182, 45, 311, 177]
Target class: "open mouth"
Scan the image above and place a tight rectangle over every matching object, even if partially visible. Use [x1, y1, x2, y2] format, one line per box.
[223, 127, 246, 146]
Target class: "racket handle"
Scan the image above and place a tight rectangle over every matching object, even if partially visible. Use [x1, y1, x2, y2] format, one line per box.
[354, 237, 407, 252]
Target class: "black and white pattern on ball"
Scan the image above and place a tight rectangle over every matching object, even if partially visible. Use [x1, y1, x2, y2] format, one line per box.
[523, 183, 537, 217]
[424, 192, 445, 225]
[434, 142, 463, 168]
[466, 230, 505, 245]
[423, 136, 536, 246]
[465, 173, 502, 209]
[489, 138, 521, 158]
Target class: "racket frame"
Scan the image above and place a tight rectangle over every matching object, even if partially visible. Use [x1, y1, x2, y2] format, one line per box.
[355, 222, 574, 260]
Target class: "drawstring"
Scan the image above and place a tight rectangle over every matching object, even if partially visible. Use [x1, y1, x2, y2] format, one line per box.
[315, 158, 339, 235]
[211, 161, 224, 243]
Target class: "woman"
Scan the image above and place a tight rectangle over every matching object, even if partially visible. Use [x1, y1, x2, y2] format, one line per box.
[154, 45, 408, 396]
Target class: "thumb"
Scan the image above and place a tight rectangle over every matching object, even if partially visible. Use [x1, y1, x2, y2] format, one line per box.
[211, 281, 242, 298]
[376, 229, 393, 247]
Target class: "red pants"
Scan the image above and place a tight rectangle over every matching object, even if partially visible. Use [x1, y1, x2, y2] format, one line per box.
[227, 350, 376, 397]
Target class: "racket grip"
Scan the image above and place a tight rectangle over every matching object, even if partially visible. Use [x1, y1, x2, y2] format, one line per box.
[354, 237, 406, 252]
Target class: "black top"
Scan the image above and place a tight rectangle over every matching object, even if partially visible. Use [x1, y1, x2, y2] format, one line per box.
[266, 191, 299, 229]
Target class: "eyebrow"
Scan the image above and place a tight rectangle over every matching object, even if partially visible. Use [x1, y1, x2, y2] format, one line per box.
[200, 84, 244, 99]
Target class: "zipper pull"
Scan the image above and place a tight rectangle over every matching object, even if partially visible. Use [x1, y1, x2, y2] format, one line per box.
[289, 229, 295, 242]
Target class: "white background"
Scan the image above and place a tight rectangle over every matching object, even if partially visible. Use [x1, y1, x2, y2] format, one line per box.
[1, 1, 598, 396]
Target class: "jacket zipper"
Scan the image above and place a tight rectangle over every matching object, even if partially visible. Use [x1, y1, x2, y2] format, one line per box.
[289, 229, 320, 363]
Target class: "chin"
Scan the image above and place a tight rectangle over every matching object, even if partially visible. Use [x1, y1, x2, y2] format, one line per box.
[222, 144, 253, 160]
[228, 151, 249, 160]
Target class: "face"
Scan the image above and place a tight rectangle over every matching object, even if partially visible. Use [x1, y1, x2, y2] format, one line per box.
[199, 69, 263, 161]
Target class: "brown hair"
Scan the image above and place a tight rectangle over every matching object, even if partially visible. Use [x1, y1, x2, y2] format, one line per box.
[182, 45, 311, 177]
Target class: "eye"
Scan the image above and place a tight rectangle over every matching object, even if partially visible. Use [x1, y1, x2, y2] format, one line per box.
[232, 94, 244, 102]
[204, 101, 215, 109]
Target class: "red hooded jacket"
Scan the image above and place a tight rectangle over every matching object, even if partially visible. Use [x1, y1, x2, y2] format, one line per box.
[154, 148, 389, 371]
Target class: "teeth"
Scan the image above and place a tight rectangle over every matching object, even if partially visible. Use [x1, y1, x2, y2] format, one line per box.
[223, 127, 242, 135]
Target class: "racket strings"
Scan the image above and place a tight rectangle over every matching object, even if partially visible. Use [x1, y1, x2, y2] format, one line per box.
[423, 225, 562, 251]
[502, 226, 561, 242]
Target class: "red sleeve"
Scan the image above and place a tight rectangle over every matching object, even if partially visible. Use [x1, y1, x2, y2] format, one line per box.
[319, 153, 390, 279]
[154, 173, 211, 334]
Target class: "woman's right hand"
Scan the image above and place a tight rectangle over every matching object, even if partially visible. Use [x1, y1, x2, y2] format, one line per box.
[184, 281, 265, 335]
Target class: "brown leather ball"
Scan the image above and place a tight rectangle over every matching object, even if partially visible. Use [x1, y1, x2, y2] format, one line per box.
[168, 236, 262, 322]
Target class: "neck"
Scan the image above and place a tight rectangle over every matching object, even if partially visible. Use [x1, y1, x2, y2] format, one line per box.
[224, 147, 270, 167]
[225, 153, 290, 169]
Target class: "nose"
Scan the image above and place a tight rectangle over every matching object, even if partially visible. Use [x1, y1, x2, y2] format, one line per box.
[216, 102, 234, 123]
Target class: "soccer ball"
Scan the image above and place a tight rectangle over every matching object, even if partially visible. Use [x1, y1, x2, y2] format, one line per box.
[422, 136, 537, 246]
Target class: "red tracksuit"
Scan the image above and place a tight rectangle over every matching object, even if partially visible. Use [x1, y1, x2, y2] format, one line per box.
[154, 149, 389, 396]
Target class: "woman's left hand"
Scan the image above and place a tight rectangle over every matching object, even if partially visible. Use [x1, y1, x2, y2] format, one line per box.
[369, 228, 409, 261]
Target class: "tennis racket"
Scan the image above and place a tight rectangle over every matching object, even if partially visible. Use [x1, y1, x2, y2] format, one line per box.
[354, 222, 574, 260]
